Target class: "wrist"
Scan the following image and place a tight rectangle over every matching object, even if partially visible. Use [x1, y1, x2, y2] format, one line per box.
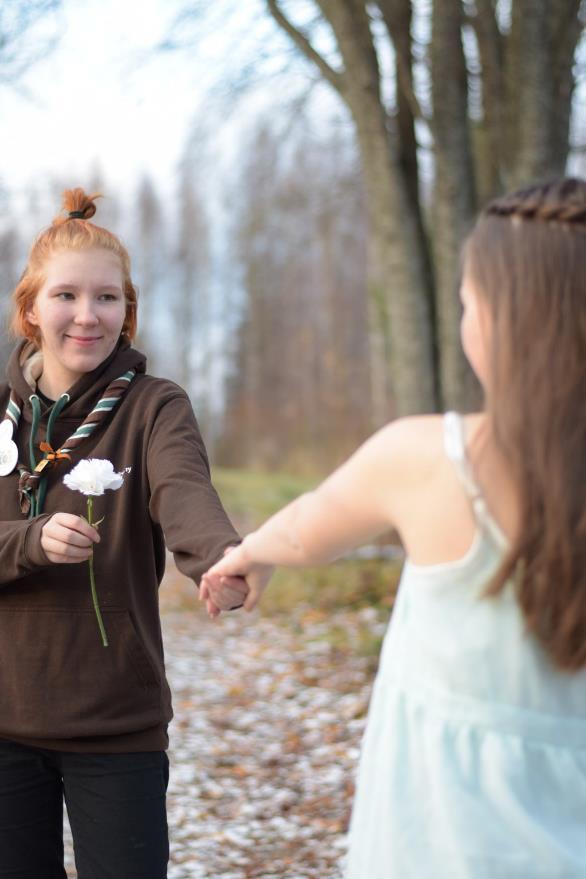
[239, 533, 259, 566]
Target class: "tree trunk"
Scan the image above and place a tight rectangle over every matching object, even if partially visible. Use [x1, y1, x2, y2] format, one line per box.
[504, 0, 578, 186]
[264, 0, 583, 418]
[547, 0, 584, 172]
[316, 0, 438, 414]
[431, 0, 480, 410]
[471, 0, 505, 201]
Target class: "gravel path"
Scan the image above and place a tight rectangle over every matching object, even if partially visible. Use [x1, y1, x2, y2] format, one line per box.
[65, 596, 384, 878]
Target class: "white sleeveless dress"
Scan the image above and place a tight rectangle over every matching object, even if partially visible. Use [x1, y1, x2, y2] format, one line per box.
[345, 412, 586, 878]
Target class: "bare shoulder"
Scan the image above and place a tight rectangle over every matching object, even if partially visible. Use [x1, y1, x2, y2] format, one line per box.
[368, 414, 445, 476]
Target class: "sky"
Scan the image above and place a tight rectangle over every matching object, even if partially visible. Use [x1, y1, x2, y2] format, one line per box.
[0, 0, 287, 210]
[3, 0, 583, 214]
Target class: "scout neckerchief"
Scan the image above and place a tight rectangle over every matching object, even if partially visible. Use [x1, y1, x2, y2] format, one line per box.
[0, 369, 136, 517]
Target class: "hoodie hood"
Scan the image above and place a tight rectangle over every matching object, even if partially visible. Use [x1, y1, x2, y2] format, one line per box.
[6, 339, 147, 426]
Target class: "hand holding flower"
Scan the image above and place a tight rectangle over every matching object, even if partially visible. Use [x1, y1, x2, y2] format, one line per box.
[41, 513, 100, 564]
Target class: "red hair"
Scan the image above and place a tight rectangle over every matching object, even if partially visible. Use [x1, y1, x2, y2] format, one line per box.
[11, 187, 138, 343]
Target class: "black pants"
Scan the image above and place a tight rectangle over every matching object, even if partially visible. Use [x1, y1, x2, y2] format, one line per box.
[0, 739, 169, 879]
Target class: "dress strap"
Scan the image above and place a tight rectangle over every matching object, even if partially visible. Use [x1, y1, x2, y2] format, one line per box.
[443, 411, 508, 549]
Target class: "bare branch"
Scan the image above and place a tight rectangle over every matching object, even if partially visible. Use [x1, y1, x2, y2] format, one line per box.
[375, 1, 425, 120]
[265, 0, 345, 94]
[0, 0, 62, 86]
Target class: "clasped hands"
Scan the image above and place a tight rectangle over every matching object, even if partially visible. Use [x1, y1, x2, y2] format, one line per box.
[200, 542, 273, 618]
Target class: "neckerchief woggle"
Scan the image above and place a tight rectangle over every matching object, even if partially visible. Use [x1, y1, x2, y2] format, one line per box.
[0, 369, 136, 517]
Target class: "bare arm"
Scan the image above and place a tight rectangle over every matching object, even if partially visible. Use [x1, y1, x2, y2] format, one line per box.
[202, 418, 421, 610]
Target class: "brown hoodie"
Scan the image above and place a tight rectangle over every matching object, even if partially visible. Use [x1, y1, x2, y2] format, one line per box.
[0, 340, 240, 752]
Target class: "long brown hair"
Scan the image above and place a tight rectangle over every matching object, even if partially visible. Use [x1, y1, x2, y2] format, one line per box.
[463, 177, 586, 671]
[11, 187, 138, 343]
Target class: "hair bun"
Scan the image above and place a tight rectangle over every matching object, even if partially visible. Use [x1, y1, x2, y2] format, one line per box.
[54, 187, 101, 225]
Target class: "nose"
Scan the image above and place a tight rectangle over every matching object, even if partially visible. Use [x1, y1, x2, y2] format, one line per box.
[73, 297, 100, 327]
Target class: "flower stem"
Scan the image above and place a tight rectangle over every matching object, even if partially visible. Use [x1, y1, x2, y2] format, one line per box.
[87, 496, 109, 647]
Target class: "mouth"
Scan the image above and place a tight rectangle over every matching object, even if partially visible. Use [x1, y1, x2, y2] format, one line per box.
[65, 335, 103, 345]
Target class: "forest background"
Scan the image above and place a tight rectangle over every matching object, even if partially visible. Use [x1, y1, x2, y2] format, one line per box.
[1, 0, 585, 478]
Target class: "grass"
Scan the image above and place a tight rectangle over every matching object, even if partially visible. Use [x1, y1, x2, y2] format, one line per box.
[211, 467, 317, 533]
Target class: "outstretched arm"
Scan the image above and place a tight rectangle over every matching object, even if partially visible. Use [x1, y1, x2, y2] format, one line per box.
[202, 418, 415, 611]
[147, 390, 248, 613]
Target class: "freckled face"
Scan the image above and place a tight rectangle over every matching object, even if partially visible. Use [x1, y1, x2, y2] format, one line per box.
[26, 248, 127, 393]
[460, 273, 491, 388]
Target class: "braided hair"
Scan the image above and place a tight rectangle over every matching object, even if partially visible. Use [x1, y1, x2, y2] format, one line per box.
[484, 177, 586, 225]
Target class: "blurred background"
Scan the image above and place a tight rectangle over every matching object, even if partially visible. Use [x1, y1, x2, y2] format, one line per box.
[0, 0, 584, 478]
[2, 6, 584, 873]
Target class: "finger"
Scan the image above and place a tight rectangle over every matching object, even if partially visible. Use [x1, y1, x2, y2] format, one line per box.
[208, 583, 249, 611]
[206, 560, 230, 579]
[42, 536, 93, 562]
[209, 548, 247, 578]
[244, 588, 260, 612]
[221, 585, 250, 606]
[52, 514, 101, 543]
[204, 588, 232, 612]
[220, 576, 249, 594]
[206, 597, 221, 618]
[49, 522, 95, 549]
[199, 579, 210, 602]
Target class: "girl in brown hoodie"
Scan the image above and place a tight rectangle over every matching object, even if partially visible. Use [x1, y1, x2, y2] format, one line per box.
[0, 188, 246, 878]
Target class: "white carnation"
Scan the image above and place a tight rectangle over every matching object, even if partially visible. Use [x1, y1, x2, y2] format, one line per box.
[63, 458, 130, 496]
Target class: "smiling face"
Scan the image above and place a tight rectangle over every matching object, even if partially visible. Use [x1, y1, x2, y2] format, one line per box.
[26, 248, 127, 398]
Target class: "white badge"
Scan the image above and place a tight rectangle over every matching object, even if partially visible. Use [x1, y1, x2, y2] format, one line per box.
[0, 420, 18, 476]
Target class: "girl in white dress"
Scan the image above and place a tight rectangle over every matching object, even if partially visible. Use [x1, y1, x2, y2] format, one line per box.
[202, 177, 586, 877]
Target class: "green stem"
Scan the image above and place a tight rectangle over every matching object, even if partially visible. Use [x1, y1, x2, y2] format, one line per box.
[87, 497, 109, 647]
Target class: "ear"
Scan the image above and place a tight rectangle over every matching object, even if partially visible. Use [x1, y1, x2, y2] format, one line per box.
[25, 304, 39, 327]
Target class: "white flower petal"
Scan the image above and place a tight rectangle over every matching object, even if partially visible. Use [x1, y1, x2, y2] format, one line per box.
[63, 458, 129, 496]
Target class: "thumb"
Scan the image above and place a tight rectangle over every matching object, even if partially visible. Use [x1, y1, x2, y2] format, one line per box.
[210, 555, 238, 578]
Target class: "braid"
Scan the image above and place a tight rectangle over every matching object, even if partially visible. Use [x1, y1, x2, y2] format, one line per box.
[484, 178, 586, 225]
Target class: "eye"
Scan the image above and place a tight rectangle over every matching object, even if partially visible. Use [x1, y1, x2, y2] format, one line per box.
[99, 293, 121, 302]
[56, 291, 75, 300]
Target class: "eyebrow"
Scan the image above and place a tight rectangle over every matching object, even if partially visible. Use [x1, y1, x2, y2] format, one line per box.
[47, 284, 123, 293]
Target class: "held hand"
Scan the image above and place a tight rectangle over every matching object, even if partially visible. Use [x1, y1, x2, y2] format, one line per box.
[200, 572, 249, 617]
[41, 513, 101, 565]
[200, 545, 250, 618]
[201, 541, 274, 614]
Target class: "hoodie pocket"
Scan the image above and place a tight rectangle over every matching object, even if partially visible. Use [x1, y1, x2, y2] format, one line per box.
[0, 607, 165, 740]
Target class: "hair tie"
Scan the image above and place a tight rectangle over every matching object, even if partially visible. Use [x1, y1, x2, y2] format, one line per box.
[68, 210, 85, 219]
